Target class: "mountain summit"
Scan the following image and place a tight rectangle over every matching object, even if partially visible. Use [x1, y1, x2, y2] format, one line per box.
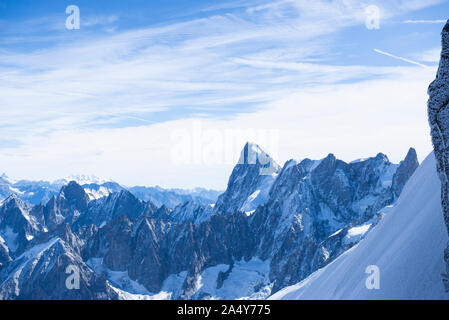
[214, 142, 281, 215]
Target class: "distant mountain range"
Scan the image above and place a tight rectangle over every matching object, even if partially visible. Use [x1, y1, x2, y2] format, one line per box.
[0, 174, 221, 208]
[0, 142, 419, 299]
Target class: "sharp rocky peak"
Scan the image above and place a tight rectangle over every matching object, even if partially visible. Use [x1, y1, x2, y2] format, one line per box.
[405, 147, 418, 161]
[214, 142, 281, 216]
[238, 142, 280, 171]
[60, 181, 89, 200]
[2, 194, 26, 207]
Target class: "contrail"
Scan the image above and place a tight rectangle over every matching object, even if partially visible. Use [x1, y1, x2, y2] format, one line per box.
[373, 49, 429, 68]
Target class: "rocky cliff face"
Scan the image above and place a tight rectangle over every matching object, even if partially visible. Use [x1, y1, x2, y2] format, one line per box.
[391, 148, 419, 198]
[0, 236, 118, 300]
[128, 186, 220, 209]
[169, 200, 214, 225]
[428, 19, 449, 290]
[248, 149, 417, 292]
[214, 142, 281, 216]
[0, 195, 42, 257]
[73, 189, 148, 231]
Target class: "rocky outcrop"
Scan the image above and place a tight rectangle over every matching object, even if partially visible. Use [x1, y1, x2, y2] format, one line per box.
[0, 195, 42, 257]
[43, 181, 90, 230]
[129, 185, 220, 209]
[169, 201, 214, 225]
[0, 237, 118, 300]
[214, 142, 281, 215]
[73, 189, 147, 230]
[428, 19, 449, 290]
[248, 149, 416, 292]
[391, 148, 419, 198]
[150, 204, 172, 220]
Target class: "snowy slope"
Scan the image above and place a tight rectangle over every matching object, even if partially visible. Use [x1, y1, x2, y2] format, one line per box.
[270, 152, 449, 300]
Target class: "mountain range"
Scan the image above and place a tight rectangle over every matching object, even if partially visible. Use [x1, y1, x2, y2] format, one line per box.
[270, 152, 448, 299]
[0, 141, 418, 299]
[0, 174, 221, 210]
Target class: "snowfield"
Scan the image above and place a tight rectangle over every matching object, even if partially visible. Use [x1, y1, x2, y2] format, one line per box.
[270, 152, 449, 300]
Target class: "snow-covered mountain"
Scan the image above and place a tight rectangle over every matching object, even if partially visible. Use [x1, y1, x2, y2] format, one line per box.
[0, 176, 60, 206]
[81, 182, 124, 201]
[0, 140, 420, 299]
[128, 186, 220, 209]
[249, 147, 417, 292]
[169, 201, 215, 225]
[73, 189, 151, 230]
[0, 173, 220, 210]
[0, 225, 119, 299]
[0, 175, 117, 205]
[0, 195, 42, 258]
[270, 153, 449, 299]
[214, 142, 281, 216]
[53, 174, 114, 186]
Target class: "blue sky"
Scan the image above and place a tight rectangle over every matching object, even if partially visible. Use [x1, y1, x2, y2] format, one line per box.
[0, 0, 448, 189]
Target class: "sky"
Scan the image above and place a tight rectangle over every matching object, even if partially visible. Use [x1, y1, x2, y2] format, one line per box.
[0, 0, 448, 189]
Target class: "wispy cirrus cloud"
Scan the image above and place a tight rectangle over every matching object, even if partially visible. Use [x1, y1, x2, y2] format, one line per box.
[402, 19, 447, 23]
[0, 0, 446, 186]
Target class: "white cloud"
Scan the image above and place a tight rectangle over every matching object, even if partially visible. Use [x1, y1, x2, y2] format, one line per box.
[402, 19, 447, 23]
[0, 0, 443, 188]
[413, 47, 442, 63]
[0, 66, 436, 189]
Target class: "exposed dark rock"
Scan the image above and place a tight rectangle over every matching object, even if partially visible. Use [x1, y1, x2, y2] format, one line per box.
[43, 181, 90, 230]
[392, 148, 419, 198]
[214, 142, 281, 215]
[428, 19, 449, 290]
[0, 237, 118, 300]
[73, 189, 146, 230]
